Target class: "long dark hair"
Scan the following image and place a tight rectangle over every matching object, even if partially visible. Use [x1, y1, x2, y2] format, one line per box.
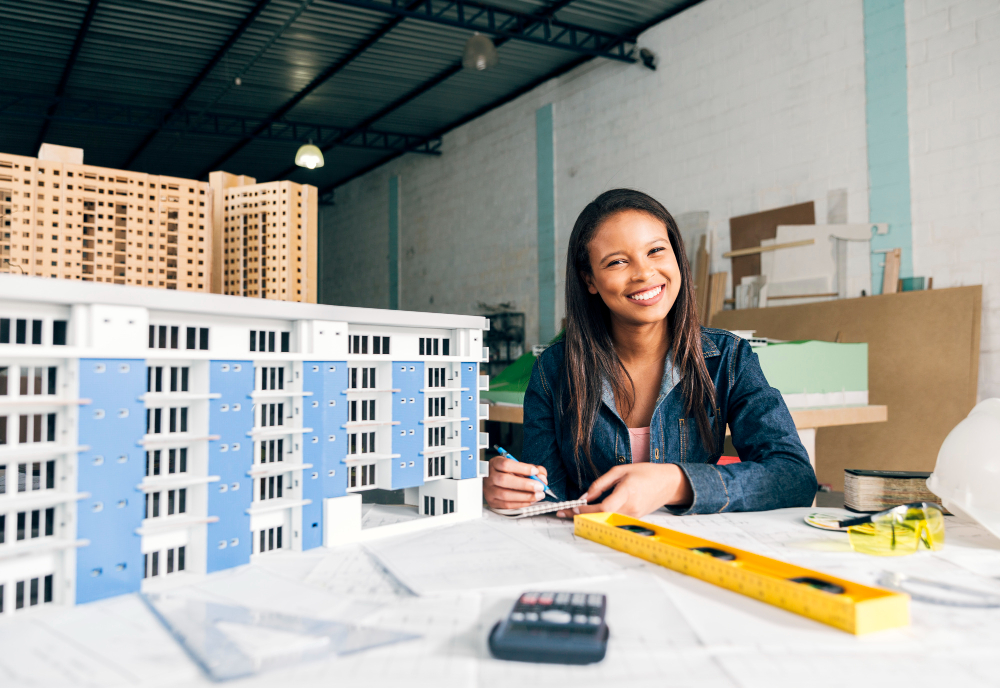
[562, 188, 716, 476]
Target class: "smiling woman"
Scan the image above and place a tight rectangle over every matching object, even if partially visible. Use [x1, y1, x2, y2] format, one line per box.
[482, 189, 817, 517]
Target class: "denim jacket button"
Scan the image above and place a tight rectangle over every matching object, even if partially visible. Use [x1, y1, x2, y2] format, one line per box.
[617, 456, 626, 464]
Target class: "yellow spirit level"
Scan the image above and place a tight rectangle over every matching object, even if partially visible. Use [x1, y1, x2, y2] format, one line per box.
[574, 512, 909, 635]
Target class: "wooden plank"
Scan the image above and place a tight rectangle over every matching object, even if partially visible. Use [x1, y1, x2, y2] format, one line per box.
[722, 239, 815, 259]
[790, 405, 887, 428]
[487, 404, 524, 424]
[694, 234, 710, 323]
[766, 292, 838, 301]
[713, 286, 982, 490]
[728, 202, 815, 290]
[706, 272, 727, 325]
[882, 248, 901, 294]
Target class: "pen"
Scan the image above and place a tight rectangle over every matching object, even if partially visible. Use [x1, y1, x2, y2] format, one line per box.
[494, 445, 558, 500]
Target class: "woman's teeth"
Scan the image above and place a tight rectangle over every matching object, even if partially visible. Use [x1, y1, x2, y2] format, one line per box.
[628, 285, 662, 301]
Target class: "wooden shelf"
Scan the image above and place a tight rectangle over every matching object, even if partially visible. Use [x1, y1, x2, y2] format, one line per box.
[486, 402, 888, 431]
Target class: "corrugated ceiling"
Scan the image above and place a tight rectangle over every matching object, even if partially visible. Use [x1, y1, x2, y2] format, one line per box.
[0, 0, 701, 195]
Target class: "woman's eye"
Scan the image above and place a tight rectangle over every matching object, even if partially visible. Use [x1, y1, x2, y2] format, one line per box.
[649, 247, 665, 255]
[607, 259, 624, 267]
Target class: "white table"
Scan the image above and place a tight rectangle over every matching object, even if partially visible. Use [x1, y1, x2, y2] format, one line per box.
[2, 507, 999, 688]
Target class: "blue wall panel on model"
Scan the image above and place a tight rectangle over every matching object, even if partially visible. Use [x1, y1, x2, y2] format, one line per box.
[460, 362, 480, 479]
[391, 361, 425, 490]
[76, 358, 147, 604]
[206, 360, 253, 573]
[302, 360, 347, 550]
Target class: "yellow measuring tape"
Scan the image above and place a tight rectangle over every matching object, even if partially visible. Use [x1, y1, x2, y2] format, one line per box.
[574, 512, 909, 635]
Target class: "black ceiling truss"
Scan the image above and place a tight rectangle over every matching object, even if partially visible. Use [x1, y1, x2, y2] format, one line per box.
[316, 0, 706, 200]
[308, 0, 582, 196]
[120, 0, 275, 170]
[195, 0, 426, 179]
[3, 92, 441, 156]
[33, 0, 100, 153]
[327, 0, 636, 61]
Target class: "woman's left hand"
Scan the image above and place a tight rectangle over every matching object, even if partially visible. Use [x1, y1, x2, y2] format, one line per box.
[556, 463, 692, 518]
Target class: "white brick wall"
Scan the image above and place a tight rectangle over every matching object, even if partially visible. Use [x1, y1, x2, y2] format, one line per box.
[321, 0, 871, 350]
[907, 0, 1000, 400]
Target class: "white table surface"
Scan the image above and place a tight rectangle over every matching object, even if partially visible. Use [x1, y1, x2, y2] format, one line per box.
[3, 507, 1000, 688]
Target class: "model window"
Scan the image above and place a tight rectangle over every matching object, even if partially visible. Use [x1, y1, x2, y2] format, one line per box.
[259, 403, 283, 427]
[259, 438, 283, 463]
[18, 414, 56, 443]
[14, 575, 53, 608]
[144, 547, 185, 578]
[256, 527, 282, 553]
[258, 366, 284, 390]
[15, 507, 55, 540]
[258, 475, 283, 501]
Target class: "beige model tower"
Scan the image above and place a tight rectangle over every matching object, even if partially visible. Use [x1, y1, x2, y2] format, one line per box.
[0, 145, 211, 291]
[209, 171, 318, 303]
[1, 144, 317, 302]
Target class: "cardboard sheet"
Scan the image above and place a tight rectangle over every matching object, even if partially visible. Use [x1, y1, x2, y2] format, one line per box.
[728, 202, 815, 290]
[713, 286, 982, 489]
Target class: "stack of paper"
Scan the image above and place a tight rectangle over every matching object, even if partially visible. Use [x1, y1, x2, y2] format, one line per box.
[844, 469, 945, 512]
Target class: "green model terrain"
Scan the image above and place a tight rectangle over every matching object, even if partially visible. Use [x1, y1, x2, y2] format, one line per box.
[481, 339, 868, 406]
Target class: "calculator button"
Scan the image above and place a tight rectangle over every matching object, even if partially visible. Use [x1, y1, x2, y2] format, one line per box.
[540, 610, 572, 624]
[520, 593, 538, 605]
[570, 593, 587, 607]
[511, 612, 525, 622]
[589, 616, 602, 625]
[554, 593, 570, 605]
[538, 594, 554, 605]
[525, 612, 539, 622]
[573, 614, 588, 624]
[586, 594, 603, 608]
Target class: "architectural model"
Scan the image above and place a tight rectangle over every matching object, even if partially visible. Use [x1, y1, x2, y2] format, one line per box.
[0, 275, 489, 614]
[0, 145, 318, 302]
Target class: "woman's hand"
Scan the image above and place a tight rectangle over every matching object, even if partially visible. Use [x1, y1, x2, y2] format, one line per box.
[483, 455, 550, 510]
[557, 463, 692, 518]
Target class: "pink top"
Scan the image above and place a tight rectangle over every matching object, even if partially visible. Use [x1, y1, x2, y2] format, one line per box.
[628, 426, 650, 463]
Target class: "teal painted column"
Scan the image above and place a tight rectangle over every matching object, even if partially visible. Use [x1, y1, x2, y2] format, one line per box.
[864, 0, 913, 293]
[536, 104, 556, 343]
[389, 175, 400, 310]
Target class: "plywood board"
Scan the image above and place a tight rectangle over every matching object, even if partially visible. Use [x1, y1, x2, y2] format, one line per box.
[675, 210, 709, 270]
[728, 202, 815, 290]
[713, 286, 982, 490]
[694, 235, 710, 323]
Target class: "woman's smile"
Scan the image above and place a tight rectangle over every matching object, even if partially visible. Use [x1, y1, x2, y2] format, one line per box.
[626, 283, 665, 304]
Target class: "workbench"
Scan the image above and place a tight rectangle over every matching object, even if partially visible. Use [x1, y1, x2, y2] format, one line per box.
[2, 505, 997, 688]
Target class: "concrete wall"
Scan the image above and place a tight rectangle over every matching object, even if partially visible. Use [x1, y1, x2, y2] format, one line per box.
[319, 0, 999, 399]
[906, 0, 1000, 399]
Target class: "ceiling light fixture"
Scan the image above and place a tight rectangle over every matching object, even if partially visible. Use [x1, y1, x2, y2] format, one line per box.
[462, 33, 498, 71]
[294, 141, 324, 170]
[639, 48, 657, 71]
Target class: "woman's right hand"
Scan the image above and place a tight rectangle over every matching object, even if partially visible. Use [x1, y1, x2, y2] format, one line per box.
[483, 455, 549, 509]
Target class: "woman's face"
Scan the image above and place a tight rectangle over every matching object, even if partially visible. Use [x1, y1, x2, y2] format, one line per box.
[584, 209, 682, 327]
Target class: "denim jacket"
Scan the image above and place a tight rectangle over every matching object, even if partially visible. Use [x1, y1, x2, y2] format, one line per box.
[522, 327, 817, 513]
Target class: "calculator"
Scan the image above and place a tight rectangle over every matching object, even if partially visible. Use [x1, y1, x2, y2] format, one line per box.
[488, 591, 609, 665]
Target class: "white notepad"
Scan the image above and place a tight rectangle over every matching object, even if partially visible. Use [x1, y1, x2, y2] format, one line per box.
[490, 497, 588, 519]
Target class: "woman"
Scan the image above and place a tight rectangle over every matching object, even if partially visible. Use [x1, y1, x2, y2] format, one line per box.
[483, 189, 816, 517]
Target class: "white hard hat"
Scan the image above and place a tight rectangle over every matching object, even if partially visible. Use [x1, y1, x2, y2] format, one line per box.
[927, 398, 1000, 540]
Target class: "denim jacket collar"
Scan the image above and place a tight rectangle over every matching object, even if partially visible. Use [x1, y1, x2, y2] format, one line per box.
[600, 353, 681, 419]
[600, 333, 720, 419]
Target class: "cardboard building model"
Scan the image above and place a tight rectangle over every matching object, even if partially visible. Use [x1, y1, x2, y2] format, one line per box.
[0, 275, 490, 612]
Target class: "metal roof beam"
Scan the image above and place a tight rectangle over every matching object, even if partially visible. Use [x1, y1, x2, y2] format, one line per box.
[195, 1, 427, 179]
[34, 0, 100, 153]
[272, 0, 583, 182]
[325, 0, 636, 61]
[121, 0, 275, 170]
[2, 91, 441, 156]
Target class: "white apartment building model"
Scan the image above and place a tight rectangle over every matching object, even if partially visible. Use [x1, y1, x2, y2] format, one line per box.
[0, 274, 489, 614]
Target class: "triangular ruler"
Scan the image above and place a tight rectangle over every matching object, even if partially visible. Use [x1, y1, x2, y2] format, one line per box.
[142, 593, 418, 681]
